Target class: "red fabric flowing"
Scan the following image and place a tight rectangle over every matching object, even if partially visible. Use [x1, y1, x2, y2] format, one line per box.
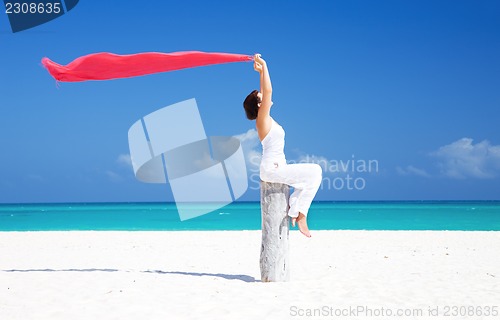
[41, 51, 253, 82]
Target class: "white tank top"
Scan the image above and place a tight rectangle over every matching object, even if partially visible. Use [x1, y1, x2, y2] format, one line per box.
[261, 118, 286, 166]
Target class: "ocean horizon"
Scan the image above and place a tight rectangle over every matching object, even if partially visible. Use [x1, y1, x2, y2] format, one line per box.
[1, 201, 499, 231]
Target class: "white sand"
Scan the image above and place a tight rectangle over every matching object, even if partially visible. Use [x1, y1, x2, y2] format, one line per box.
[1, 231, 499, 320]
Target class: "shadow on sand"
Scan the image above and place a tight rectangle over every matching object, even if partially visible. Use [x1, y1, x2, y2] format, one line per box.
[2, 268, 258, 283]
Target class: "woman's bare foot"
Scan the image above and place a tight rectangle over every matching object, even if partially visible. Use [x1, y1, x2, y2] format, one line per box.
[296, 213, 311, 238]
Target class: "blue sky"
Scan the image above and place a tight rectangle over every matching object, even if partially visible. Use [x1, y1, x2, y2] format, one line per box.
[1, 0, 499, 203]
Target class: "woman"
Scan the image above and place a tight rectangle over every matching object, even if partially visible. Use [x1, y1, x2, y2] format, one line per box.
[243, 54, 322, 237]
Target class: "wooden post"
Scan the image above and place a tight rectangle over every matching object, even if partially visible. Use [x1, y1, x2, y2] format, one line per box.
[260, 181, 290, 282]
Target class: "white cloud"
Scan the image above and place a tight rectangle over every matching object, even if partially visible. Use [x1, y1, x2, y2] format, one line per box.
[117, 154, 132, 168]
[234, 129, 261, 172]
[235, 128, 260, 148]
[106, 154, 135, 182]
[106, 170, 123, 182]
[431, 138, 500, 179]
[396, 165, 431, 178]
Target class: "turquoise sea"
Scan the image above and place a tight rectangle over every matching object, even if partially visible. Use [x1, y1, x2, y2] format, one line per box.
[1, 201, 499, 231]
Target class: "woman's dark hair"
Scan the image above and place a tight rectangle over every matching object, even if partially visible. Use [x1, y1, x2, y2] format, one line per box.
[243, 90, 261, 120]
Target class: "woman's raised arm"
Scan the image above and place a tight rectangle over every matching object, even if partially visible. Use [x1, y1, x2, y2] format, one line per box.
[254, 54, 273, 124]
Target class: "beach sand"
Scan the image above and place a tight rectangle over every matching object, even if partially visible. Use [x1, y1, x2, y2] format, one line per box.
[1, 231, 499, 319]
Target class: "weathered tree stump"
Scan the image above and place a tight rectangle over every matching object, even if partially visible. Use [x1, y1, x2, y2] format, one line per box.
[260, 181, 290, 282]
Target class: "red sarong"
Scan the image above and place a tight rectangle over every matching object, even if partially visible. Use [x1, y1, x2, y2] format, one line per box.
[42, 51, 252, 82]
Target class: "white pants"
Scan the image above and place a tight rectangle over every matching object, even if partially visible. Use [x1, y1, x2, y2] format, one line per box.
[260, 161, 322, 218]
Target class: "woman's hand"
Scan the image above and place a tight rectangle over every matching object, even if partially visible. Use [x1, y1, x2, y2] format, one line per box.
[254, 53, 266, 66]
[254, 61, 263, 73]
